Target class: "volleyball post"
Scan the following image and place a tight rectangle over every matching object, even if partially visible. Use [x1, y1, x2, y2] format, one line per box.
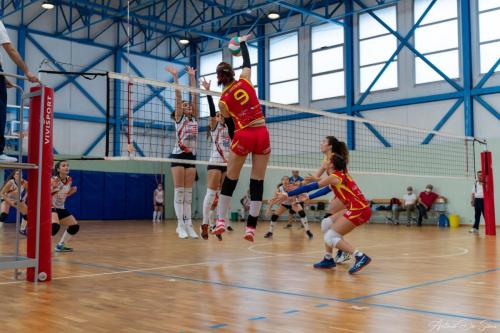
[481, 151, 496, 236]
[26, 86, 54, 282]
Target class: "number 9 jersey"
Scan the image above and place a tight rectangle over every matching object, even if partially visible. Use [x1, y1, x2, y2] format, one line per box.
[220, 78, 264, 131]
[219, 78, 271, 156]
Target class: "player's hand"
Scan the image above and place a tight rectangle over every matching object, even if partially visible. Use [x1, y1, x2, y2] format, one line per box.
[186, 66, 196, 77]
[298, 194, 309, 203]
[275, 192, 289, 203]
[6, 80, 15, 88]
[200, 76, 211, 90]
[165, 66, 178, 78]
[304, 174, 318, 183]
[239, 34, 252, 43]
[26, 72, 39, 83]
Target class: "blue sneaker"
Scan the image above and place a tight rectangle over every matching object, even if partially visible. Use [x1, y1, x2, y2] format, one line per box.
[313, 257, 336, 269]
[55, 243, 73, 252]
[349, 254, 371, 274]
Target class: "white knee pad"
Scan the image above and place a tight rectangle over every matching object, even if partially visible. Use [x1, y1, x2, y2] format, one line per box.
[184, 189, 193, 204]
[323, 229, 342, 247]
[321, 217, 333, 233]
[174, 188, 185, 204]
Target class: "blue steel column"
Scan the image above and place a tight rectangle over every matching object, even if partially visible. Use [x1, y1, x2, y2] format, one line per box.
[460, 0, 474, 136]
[344, 0, 355, 149]
[113, 48, 122, 156]
[257, 25, 266, 102]
[16, 25, 26, 106]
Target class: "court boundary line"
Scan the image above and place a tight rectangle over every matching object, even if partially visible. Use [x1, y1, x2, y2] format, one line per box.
[46, 259, 500, 324]
[346, 267, 500, 301]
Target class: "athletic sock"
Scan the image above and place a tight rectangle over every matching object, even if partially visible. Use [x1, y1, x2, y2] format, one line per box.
[325, 253, 333, 260]
[353, 250, 364, 257]
[217, 194, 232, 223]
[174, 187, 185, 224]
[203, 189, 217, 225]
[183, 188, 193, 226]
[269, 221, 277, 232]
[209, 210, 216, 227]
[301, 217, 310, 231]
[153, 211, 157, 221]
[58, 231, 72, 246]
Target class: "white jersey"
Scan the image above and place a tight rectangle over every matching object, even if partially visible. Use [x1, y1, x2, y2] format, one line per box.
[3, 179, 27, 202]
[172, 115, 198, 155]
[279, 185, 292, 206]
[154, 189, 164, 204]
[209, 123, 231, 163]
[52, 176, 73, 209]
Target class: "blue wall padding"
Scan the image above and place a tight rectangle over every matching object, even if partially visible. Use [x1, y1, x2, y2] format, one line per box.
[103, 172, 126, 220]
[4, 170, 158, 222]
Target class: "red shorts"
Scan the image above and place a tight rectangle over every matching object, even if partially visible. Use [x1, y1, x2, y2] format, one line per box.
[344, 207, 371, 226]
[231, 126, 271, 156]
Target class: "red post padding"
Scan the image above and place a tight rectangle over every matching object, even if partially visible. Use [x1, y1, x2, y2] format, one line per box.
[481, 151, 496, 236]
[27, 86, 54, 282]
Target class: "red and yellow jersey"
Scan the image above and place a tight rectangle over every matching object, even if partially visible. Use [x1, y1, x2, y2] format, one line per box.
[219, 78, 263, 131]
[329, 170, 368, 211]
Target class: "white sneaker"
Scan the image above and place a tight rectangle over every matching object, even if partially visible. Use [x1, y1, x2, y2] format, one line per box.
[0, 154, 17, 162]
[185, 224, 199, 239]
[177, 223, 188, 239]
[469, 228, 479, 233]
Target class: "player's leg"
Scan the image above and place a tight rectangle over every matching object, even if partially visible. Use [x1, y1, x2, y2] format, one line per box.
[171, 166, 188, 239]
[183, 166, 198, 239]
[243, 152, 270, 242]
[265, 204, 287, 238]
[55, 212, 79, 252]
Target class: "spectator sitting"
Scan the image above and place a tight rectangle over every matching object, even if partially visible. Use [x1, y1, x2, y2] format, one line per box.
[416, 184, 438, 226]
[289, 170, 304, 185]
[389, 186, 417, 226]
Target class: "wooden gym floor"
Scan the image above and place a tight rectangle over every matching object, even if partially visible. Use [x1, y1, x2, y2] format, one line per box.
[0, 221, 499, 333]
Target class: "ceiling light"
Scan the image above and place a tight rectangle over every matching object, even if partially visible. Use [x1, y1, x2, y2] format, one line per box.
[179, 38, 190, 45]
[41, 1, 55, 10]
[267, 12, 280, 20]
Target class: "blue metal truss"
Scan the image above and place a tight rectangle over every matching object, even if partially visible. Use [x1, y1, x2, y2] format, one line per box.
[1, 0, 498, 157]
[323, 0, 499, 146]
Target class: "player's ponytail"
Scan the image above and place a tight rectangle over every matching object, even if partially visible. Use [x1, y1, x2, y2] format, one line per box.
[326, 136, 349, 165]
[330, 153, 347, 173]
[216, 62, 235, 87]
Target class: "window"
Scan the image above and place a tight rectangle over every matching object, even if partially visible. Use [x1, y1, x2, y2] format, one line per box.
[413, 0, 459, 84]
[269, 32, 299, 104]
[199, 51, 222, 117]
[311, 23, 345, 100]
[478, 0, 500, 73]
[233, 43, 259, 94]
[359, 6, 398, 92]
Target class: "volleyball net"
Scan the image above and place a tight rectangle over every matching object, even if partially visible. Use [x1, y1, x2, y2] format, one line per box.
[106, 71, 476, 179]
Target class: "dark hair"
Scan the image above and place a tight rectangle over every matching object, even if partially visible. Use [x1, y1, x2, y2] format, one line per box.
[171, 100, 192, 120]
[330, 153, 347, 172]
[326, 136, 349, 165]
[216, 62, 235, 87]
[5, 170, 19, 184]
[53, 160, 68, 176]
